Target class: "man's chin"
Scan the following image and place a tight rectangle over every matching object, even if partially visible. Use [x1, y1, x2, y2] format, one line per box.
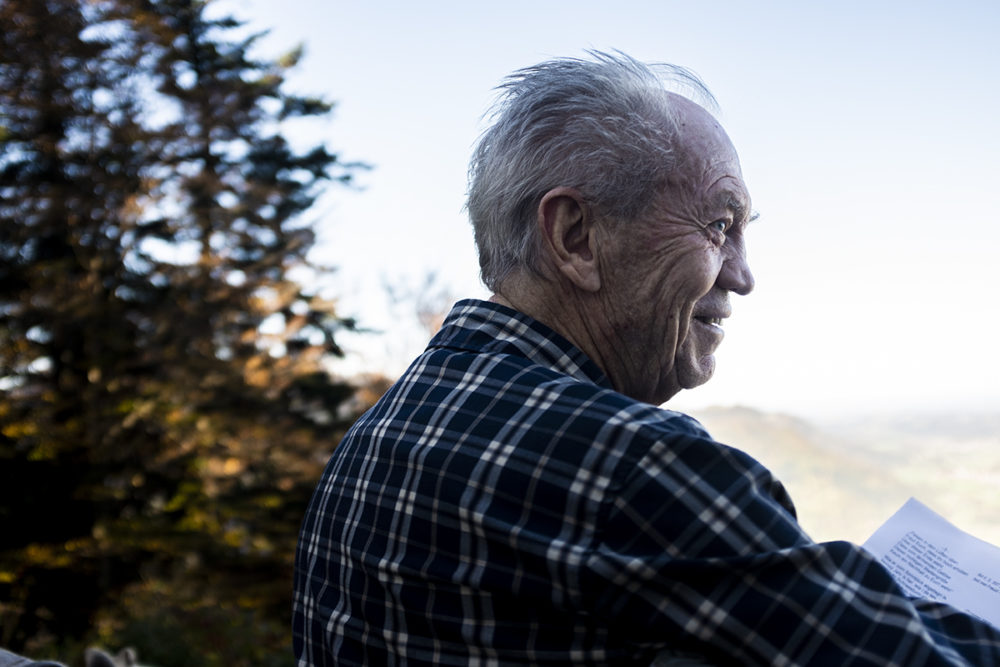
[675, 354, 716, 391]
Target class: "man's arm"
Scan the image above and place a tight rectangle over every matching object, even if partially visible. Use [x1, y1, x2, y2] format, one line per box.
[587, 432, 1000, 665]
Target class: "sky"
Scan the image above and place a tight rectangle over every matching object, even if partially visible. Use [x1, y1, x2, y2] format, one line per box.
[218, 0, 999, 420]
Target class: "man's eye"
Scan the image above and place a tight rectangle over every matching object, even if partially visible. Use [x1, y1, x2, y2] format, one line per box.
[708, 220, 728, 234]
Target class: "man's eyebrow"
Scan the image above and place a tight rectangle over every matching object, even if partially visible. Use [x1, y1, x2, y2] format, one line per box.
[724, 194, 754, 223]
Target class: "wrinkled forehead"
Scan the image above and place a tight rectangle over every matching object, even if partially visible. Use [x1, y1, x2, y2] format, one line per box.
[657, 93, 750, 217]
[664, 92, 740, 164]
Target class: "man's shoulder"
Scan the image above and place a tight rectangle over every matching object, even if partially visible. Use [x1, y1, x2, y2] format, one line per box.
[376, 343, 711, 451]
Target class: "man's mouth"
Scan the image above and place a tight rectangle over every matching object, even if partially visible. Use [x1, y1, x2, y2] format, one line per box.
[690, 314, 727, 343]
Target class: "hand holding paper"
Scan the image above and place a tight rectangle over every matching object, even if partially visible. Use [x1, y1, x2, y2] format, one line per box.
[863, 497, 1000, 629]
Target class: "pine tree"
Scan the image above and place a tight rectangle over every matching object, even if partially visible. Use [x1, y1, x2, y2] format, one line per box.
[0, 0, 362, 659]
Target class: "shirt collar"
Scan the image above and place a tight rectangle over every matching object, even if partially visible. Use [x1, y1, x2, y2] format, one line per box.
[427, 299, 613, 389]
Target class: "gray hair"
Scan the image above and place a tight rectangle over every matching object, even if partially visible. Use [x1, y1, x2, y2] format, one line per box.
[466, 50, 717, 291]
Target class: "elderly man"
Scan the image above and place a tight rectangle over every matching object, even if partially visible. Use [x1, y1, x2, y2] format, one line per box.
[293, 52, 1000, 665]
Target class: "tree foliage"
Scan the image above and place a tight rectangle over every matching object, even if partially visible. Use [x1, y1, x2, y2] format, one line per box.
[0, 0, 362, 661]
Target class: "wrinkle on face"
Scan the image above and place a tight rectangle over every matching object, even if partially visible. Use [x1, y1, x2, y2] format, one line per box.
[594, 95, 753, 404]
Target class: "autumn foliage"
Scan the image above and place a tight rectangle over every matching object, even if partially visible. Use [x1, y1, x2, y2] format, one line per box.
[0, 0, 366, 662]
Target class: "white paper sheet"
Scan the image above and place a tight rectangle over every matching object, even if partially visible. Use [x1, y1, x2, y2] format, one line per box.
[863, 497, 1000, 629]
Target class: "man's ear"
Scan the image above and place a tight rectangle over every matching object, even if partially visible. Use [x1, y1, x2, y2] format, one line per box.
[537, 187, 601, 292]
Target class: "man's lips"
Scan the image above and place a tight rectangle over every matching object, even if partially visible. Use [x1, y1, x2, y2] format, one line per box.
[691, 292, 732, 333]
[691, 306, 730, 338]
[692, 306, 730, 326]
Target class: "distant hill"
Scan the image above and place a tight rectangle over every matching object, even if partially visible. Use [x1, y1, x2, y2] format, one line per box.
[684, 406, 1000, 547]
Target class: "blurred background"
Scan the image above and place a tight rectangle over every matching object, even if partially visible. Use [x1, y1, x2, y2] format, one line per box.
[1, 0, 997, 664]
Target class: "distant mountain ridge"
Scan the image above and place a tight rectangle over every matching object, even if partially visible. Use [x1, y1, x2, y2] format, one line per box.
[684, 406, 1000, 547]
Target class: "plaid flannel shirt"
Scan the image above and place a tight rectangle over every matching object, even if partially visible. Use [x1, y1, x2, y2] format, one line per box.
[293, 299, 1000, 666]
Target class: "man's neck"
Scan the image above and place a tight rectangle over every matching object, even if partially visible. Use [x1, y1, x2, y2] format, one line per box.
[491, 275, 629, 398]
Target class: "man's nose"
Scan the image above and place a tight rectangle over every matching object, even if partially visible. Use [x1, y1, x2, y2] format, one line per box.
[716, 243, 754, 295]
